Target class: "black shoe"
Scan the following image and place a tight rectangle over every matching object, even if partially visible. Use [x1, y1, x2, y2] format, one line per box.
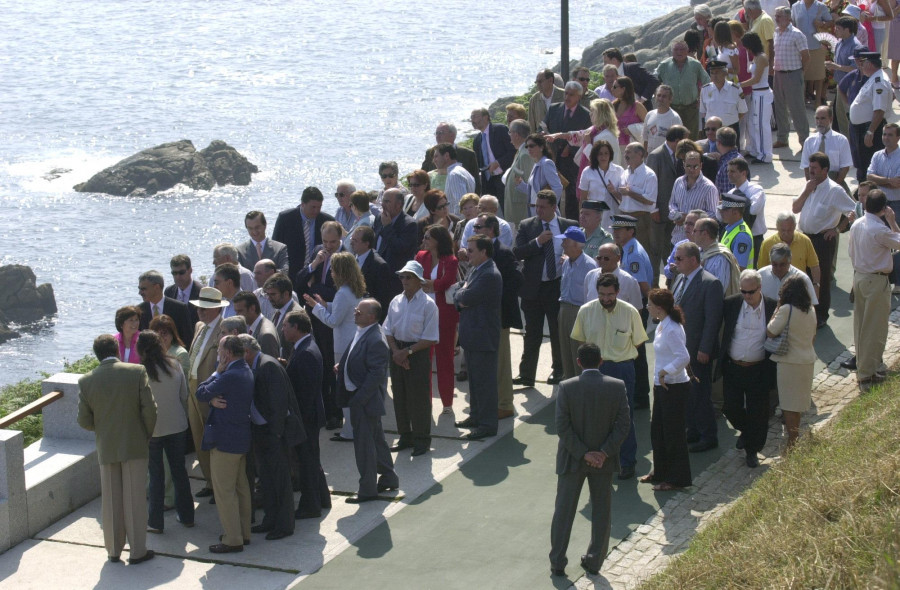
[455, 416, 478, 428]
[551, 567, 566, 576]
[219, 534, 250, 545]
[685, 433, 700, 444]
[689, 440, 719, 453]
[840, 356, 857, 370]
[209, 495, 216, 505]
[465, 428, 496, 440]
[377, 482, 399, 492]
[735, 436, 745, 450]
[108, 556, 121, 563]
[389, 440, 413, 452]
[128, 550, 155, 564]
[618, 466, 636, 480]
[209, 543, 243, 554]
[746, 451, 760, 468]
[546, 372, 564, 385]
[512, 375, 535, 387]
[265, 530, 293, 541]
[330, 434, 353, 442]
[251, 524, 273, 534]
[816, 318, 828, 329]
[195, 487, 213, 498]
[325, 417, 343, 431]
[176, 517, 194, 528]
[580, 555, 600, 576]
[295, 509, 322, 519]
[346, 495, 379, 504]
[456, 370, 468, 382]
[411, 446, 428, 457]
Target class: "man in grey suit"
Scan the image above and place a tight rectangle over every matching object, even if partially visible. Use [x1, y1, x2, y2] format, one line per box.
[646, 125, 689, 288]
[671, 241, 724, 452]
[336, 298, 399, 503]
[237, 210, 289, 274]
[453, 235, 503, 440]
[232, 292, 280, 358]
[549, 343, 630, 578]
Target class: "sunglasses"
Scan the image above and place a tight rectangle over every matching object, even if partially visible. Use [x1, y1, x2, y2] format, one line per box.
[473, 224, 484, 229]
[380, 173, 397, 179]
[596, 256, 613, 261]
[740, 288, 758, 295]
[577, 77, 590, 82]
[685, 164, 701, 169]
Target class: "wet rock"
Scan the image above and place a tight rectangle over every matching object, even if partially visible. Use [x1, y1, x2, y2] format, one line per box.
[42, 168, 72, 181]
[0, 265, 57, 344]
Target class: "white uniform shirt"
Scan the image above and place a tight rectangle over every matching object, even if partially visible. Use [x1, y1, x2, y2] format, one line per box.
[849, 69, 893, 125]
[699, 81, 748, 127]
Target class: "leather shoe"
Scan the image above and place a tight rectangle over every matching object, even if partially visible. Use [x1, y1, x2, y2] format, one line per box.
[618, 466, 636, 480]
[465, 428, 496, 440]
[512, 375, 535, 387]
[551, 567, 566, 576]
[389, 440, 413, 452]
[108, 556, 121, 563]
[546, 372, 564, 385]
[735, 436, 745, 450]
[689, 440, 719, 453]
[456, 370, 468, 382]
[772, 141, 789, 148]
[746, 451, 760, 468]
[195, 487, 213, 498]
[455, 416, 478, 428]
[251, 524, 273, 534]
[346, 495, 379, 504]
[209, 496, 216, 504]
[176, 516, 194, 528]
[498, 408, 514, 419]
[295, 509, 322, 519]
[840, 356, 857, 370]
[209, 543, 243, 554]
[580, 555, 600, 576]
[325, 417, 342, 431]
[219, 534, 250, 545]
[377, 482, 399, 492]
[685, 433, 700, 444]
[330, 434, 353, 442]
[265, 530, 293, 541]
[411, 446, 428, 457]
[128, 550, 155, 564]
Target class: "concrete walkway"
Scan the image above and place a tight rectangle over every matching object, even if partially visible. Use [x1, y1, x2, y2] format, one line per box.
[1, 111, 895, 589]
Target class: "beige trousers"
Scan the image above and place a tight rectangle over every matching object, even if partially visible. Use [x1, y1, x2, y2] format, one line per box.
[100, 458, 148, 560]
[188, 379, 212, 488]
[210, 449, 251, 546]
[853, 271, 891, 380]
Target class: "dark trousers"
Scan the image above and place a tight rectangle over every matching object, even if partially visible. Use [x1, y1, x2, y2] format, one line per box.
[753, 234, 764, 269]
[722, 359, 771, 454]
[311, 317, 341, 421]
[686, 359, 717, 444]
[349, 407, 398, 498]
[519, 279, 562, 380]
[600, 360, 636, 469]
[556, 155, 579, 220]
[390, 347, 432, 446]
[651, 382, 692, 487]
[549, 466, 614, 571]
[483, 175, 506, 214]
[466, 348, 499, 433]
[808, 231, 837, 323]
[294, 422, 330, 513]
[148, 430, 194, 530]
[634, 307, 651, 407]
[253, 429, 294, 532]
[850, 120, 886, 182]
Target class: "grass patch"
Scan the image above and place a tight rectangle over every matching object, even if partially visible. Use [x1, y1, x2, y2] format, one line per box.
[0, 355, 98, 447]
[639, 378, 900, 590]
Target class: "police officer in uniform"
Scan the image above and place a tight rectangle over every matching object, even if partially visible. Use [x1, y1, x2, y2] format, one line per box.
[610, 214, 653, 409]
[849, 52, 892, 185]
[718, 193, 755, 270]
[700, 60, 748, 146]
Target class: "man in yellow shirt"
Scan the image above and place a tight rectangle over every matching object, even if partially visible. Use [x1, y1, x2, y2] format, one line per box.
[756, 212, 822, 289]
[571, 273, 647, 480]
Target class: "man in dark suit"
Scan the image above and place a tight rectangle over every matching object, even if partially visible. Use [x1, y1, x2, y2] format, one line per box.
[237, 210, 289, 274]
[372, 188, 418, 298]
[696, 117, 724, 182]
[240, 335, 305, 539]
[646, 125, 689, 289]
[471, 108, 515, 205]
[272, 186, 336, 284]
[349, 226, 392, 319]
[453, 235, 503, 440]
[282, 310, 331, 517]
[262, 274, 300, 361]
[602, 48, 661, 108]
[671, 241, 724, 453]
[166, 254, 203, 329]
[232, 292, 280, 358]
[137, 270, 193, 344]
[545, 83, 592, 219]
[336, 299, 399, 503]
[195, 335, 254, 554]
[478, 213, 524, 419]
[549, 343, 630, 578]
[513, 190, 578, 386]
[720, 270, 776, 468]
[421, 121, 482, 195]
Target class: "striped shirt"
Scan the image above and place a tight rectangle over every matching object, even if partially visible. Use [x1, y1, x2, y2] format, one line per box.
[444, 163, 476, 216]
[669, 175, 719, 244]
[773, 24, 808, 72]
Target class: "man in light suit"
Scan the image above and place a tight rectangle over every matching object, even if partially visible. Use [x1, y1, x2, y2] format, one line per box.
[671, 241, 724, 452]
[503, 118, 535, 228]
[528, 68, 565, 135]
[544, 82, 592, 219]
[350, 226, 392, 319]
[549, 343, 630, 578]
[166, 254, 202, 328]
[372, 188, 419, 298]
[513, 190, 579, 386]
[453, 235, 503, 439]
[195, 335, 254, 553]
[272, 186, 336, 284]
[187, 286, 228, 499]
[421, 122, 482, 196]
[336, 299, 399, 503]
[138, 270, 193, 344]
[239, 335, 306, 539]
[78, 334, 157, 565]
[232, 292, 280, 358]
[646, 125, 689, 288]
[209, 244, 256, 293]
[471, 107, 515, 206]
[237, 210, 289, 274]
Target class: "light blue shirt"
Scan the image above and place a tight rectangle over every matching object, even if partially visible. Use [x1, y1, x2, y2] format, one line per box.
[621, 237, 653, 287]
[868, 147, 900, 202]
[560, 252, 598, 306]
[723, 220, 754, 268]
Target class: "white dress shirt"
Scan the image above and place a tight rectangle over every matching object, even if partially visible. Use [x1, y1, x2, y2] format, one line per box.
[759, 265, 819, 304]
[728, 300, 767, 362]
[620, 162, 658, 213]
[584, 267, 643, 310]
[848, 212, 900, 274]
[653, 316, 690, 385]
[797, 178, 856, 235]
[382, 288, 440, 344]
[800, 130, 853, 174]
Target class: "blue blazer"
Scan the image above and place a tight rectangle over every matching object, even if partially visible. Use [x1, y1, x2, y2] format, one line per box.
[336, 324, 390, 417]
[285, 336, 326, 430]
[455, 258, 502, 352]
[196, 359, 254, 454]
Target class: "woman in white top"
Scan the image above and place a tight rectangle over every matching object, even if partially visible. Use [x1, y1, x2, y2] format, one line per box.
[342, 191, 375, 250]
[739, 32, 773, 164]
[404, 169, 432, 221]
[714, 21, 740, 83]
[304, 252, 366, 442]
[557, 98, 621, 194]
[578, 139, 625, 231]
[641, 288, 692, 491]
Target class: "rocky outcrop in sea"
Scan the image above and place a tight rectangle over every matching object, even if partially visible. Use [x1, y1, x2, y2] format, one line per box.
[0, 265, 58, 344]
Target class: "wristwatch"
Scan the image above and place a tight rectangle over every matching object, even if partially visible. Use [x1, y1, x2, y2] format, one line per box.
[407, 347, 413, 356]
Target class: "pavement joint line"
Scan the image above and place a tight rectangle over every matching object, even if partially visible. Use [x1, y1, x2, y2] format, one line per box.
[31, 536, 303, 575]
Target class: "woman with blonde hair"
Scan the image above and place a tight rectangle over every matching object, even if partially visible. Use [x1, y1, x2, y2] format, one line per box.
[303, 251, 367, 442]
[556, 98, 620, 182]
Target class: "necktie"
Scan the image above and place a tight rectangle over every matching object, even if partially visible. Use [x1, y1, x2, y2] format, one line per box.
[152, 304, 159, 318]
[188, 323, 209, 373]
[272, 310, 282, 327]
[304, 218, 314, 265]
[544, 222, 557, 280]
[674, 276, 687, 304]
[256, 241, 263, 259]
[818, 133, 827, 154]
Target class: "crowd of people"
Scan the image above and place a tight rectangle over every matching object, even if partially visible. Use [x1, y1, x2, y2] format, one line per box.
[73, 0, 900, 576]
